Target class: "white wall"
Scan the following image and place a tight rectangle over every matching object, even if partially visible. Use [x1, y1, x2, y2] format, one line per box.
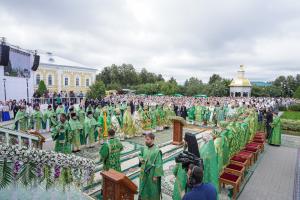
[0, 66, 34, 101]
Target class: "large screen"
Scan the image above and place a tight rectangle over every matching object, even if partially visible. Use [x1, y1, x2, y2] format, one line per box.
[4, 47, 32, 78]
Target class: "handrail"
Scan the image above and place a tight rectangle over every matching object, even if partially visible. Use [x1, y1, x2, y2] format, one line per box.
[0, 127, 41, 149]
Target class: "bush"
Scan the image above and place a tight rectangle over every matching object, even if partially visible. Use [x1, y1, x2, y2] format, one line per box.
[86, 80, 106, 99]
[288, 104, 300, 112]
[278, 106, 287, 111]
[293, 86, 300, 99]
[281, 119, 300, 132]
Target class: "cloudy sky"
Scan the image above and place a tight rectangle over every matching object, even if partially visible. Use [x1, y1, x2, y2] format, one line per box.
[1, 0, 300, 83]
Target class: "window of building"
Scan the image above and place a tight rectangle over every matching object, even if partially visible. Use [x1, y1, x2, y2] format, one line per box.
[48, 75, 53, 86]
[65, 77, 69, 86]
[36, 74, 41, 85]
[76, 77, 80, 86]
[86, 78, 90, 87]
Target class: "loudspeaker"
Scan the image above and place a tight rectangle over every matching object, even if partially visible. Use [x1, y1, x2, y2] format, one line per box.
[0, 44, 10, 66]
[31, 54, 40, 71]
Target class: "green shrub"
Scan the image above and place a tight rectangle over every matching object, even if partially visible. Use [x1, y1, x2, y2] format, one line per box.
[288, 104, 300, 112]
[281, 119, 300, 131]
[278, 106, 287, 111]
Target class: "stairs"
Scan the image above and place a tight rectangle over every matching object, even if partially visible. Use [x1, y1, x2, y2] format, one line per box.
[83, 129, 209, 199]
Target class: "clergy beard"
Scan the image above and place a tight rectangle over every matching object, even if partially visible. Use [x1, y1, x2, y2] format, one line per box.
[146, 143, 154, 148]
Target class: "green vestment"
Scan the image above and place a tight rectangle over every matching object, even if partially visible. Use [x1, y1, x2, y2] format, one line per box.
[31, 110, 43, 131]
[139, 145, 164, 200]
[172, 163, 188, 200]
[200, 139, 219, 193]
[84, 116, 98, 144]
[99, 137, 124, 172]
[51, 121, 72, 154]
[14, 110, 29, 132]
[268, 116, 281, 145]
[69, 118, 83, 150]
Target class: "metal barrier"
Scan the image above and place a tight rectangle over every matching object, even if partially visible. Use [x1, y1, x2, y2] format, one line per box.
[0, 127, 42, 149]
[30, 97, 85, 105]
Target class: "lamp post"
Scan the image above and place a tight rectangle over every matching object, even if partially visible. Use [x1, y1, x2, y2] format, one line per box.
[3, 78, 6, 101]
[26, 78, 29, 103]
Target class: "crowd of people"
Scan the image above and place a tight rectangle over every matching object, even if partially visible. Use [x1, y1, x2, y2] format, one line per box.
[11, 94, 294, 199]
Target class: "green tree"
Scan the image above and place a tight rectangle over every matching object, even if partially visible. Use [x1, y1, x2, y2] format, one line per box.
[37, 80, 47, 96]
[293, 86, 300, 99]
[184, 77, 204, 96]
[86, 80, 106, 99]
[208, 74, 222, 85]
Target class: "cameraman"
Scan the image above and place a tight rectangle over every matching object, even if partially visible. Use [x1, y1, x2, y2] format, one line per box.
[183, 164, 217, 200]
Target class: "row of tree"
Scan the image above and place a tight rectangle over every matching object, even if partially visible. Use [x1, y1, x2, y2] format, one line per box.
[86, 64, 300, 99]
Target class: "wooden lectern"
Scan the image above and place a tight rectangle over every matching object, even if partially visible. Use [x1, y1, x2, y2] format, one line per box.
[101, 169, 137, 200]
[170, 116, 186, 145]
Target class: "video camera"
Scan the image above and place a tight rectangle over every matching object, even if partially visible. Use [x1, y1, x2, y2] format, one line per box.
[175, 150, 203, 171]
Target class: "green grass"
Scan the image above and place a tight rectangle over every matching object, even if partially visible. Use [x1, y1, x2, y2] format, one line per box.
[281, 111, 300, 121]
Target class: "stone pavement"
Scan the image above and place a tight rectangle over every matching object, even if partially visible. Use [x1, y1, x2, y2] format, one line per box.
[239, 144, 298, 200]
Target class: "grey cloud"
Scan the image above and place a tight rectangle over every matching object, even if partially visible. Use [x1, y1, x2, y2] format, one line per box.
[0, 0, 300, 82]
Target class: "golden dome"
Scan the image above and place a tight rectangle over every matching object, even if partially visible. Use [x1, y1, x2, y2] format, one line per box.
[229, 78, 252, 87]
[229, 65, 252, 87]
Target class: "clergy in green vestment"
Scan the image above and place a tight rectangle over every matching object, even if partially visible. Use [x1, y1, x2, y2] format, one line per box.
[31, 105, 43, 132]
[172, 163, 188, 200]
[86, 104, 94, 115]
[69, 112, 83, 152]
[51, 113, 72, 154]
[94, 104, 102, 120]
[187, 106, 195, 125]
[268, 113, 281, 146]
[111, 109, 123, 138]
[139, 133, 164, 200]
[156, 105, 164, 131]
[84, 111, 98, 147]
[43, 105, 57, 132]
[133, 106, 143, 136]
[150, 106, 157, 132]
[200, 136, 219, 194]
[77, 105, 86, 124]
[99, 129, 124, 172]
[141, 105, 152, 134]
[194, 105, 204, 126]
[215, 104, 225, 127]
[55, 103, 65, 119]
[76, 105, 86, 145]
[14, 106, 29, 132]
[123, 106, 136, 138]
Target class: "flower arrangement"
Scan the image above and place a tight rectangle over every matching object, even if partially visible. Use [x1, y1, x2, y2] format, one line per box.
[0, 144, 95, 190]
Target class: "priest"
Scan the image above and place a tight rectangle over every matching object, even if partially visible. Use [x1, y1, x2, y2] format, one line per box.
[51, 113, 72, 154]
[14, 106, 29, 132]
[99, 129, 124, 172]
[138, 133, 164, 200]
[268, 112, 282, 146]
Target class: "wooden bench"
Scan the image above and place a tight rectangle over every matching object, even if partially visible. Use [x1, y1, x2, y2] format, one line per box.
[236, 150, 255, 166]
[219, 172, 241, 200]
[230, 155, 249, 169]
[224, 163, 246, 182]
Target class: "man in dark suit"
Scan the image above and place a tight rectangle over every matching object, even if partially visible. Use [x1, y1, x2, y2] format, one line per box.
[265, 108, 273, 139]
[180, 106, 188, 120]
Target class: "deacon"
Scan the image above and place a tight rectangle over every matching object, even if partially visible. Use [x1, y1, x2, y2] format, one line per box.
[84, 111, 99, 147]
[138, 133, 164, 200]
[14, 106, 29, 132]
[69, 112, 83, 152]
[99, 129, 124, 172]
[51, 113, 72, 154]
[43, 105, 57, 132]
